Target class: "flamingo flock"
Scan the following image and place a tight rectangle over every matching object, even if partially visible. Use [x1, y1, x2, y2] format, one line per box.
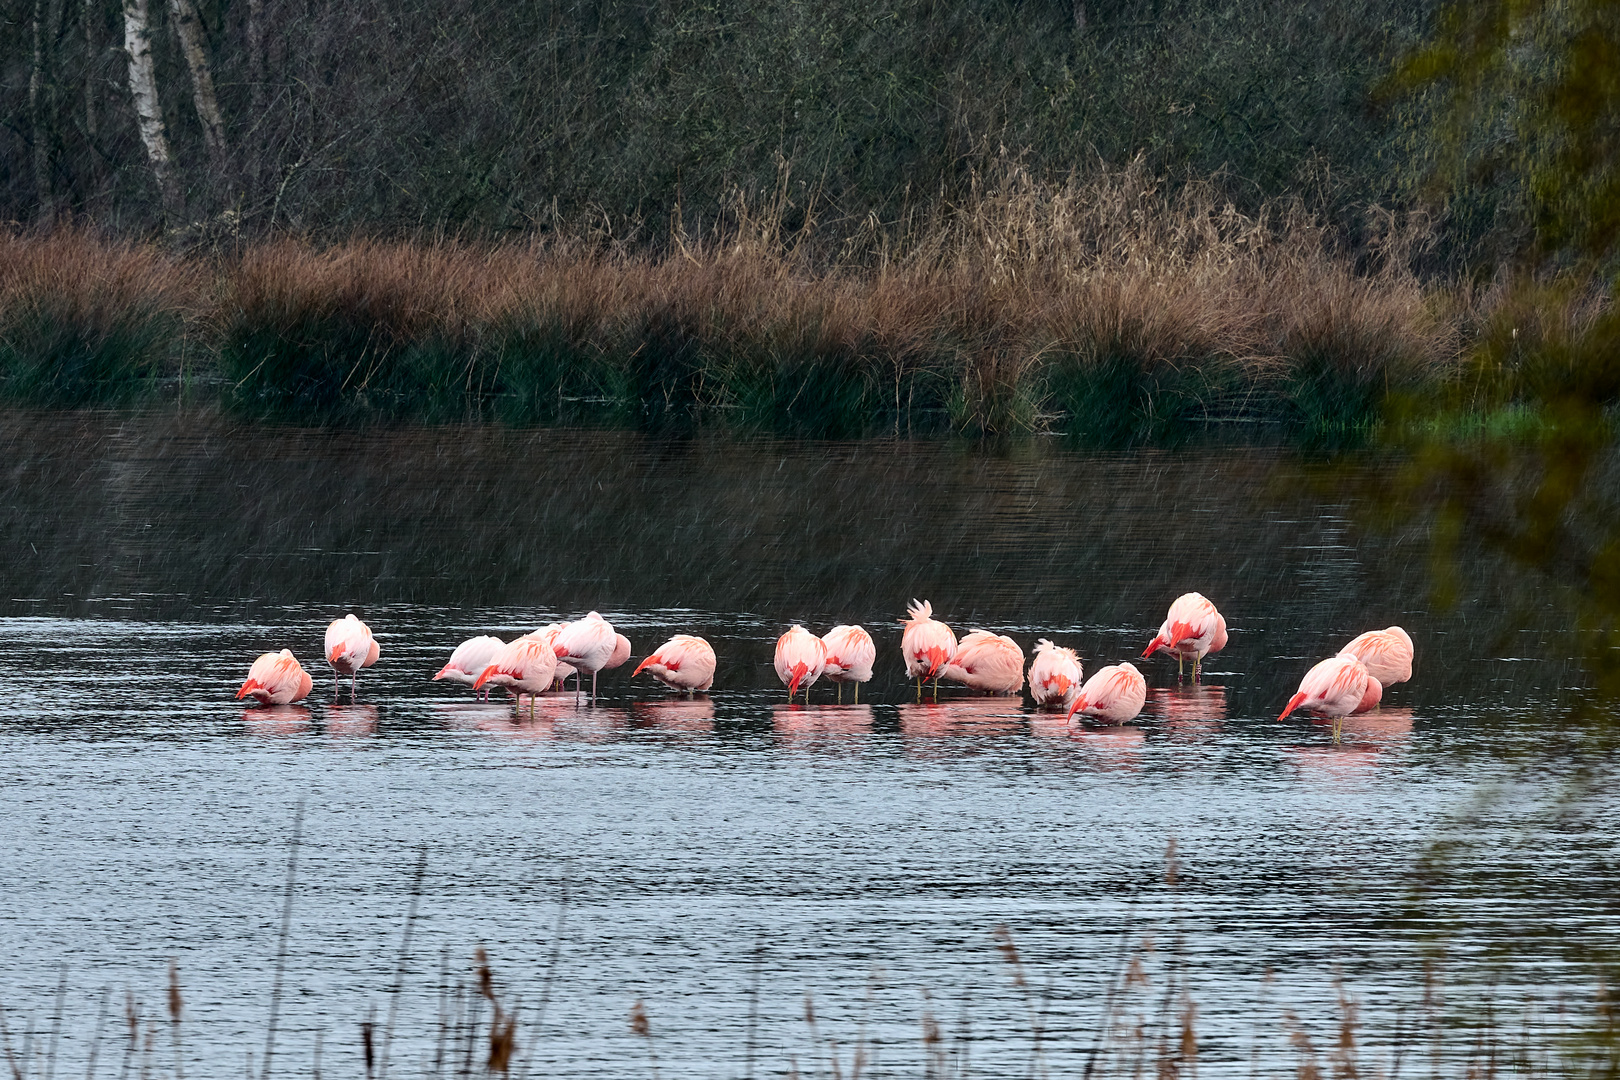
[234, 594, 1417, 727]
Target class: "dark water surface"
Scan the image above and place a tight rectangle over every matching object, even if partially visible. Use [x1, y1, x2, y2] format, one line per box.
[0, 411, 1608, 1078]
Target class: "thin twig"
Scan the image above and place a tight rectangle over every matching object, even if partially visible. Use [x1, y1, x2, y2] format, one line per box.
[378, 845, 430, 1080]
[261, 799, 305, 1080]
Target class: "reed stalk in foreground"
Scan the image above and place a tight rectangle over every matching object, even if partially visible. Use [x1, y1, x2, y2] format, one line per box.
[8, 165, 1598, 441]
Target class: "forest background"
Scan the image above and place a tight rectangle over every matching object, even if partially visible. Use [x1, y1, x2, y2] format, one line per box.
[0, 0, 1608, 441]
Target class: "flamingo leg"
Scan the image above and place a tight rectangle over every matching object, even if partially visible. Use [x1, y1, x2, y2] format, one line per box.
[592, 668, 599, 705]
[854, 682, 859, 704]
[529, 693, 535, 719]
[836, 682, 842, 705]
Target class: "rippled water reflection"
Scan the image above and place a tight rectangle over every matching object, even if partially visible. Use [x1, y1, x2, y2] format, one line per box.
[0, 412, 1604, 1078]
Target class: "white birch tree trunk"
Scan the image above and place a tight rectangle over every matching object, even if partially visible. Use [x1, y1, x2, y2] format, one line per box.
[122, 0, 183, 220]
[167, 0, 227, 168]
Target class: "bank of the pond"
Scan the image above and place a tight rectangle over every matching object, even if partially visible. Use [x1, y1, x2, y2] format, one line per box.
[6, 180, 1591, 440]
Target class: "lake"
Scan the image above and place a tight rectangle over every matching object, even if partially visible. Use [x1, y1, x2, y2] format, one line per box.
[0, 410, 1604, 1078]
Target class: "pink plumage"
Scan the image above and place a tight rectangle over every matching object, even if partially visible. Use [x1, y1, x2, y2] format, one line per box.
[552, 612, 619, 702]
[1339, 626, 1413, 687]
[941, 630, 1025, 694]
[901, 599, 957, 681]
[237, 649, 313, 705]
[1028, 639, 1083, 711]
[774, 625, 828, 700]
[474, 635, 559, 714]
[1142, 593, 1227, 677]
[1065, 662, 1148, 725]
[1278, 654, 1382, 721]
[633, 635, 716, 694]
[324, 613, 379, 698]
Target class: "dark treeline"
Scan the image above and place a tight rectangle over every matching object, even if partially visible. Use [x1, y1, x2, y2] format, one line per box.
[2, 0, 1449, 250]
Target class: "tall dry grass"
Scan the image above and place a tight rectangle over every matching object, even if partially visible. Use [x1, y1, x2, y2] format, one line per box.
[5, 164, 1575, 438]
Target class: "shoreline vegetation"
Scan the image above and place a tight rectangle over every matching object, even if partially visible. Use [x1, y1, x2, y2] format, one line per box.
[5, 166, 1601, 443]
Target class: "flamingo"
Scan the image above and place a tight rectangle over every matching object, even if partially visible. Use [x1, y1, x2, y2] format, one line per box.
[325, 614, 380, 699]
[552, 612, 618, 703]
[1064, 662, 1148, 725]
[901, 599, 957, 702]
[473, 635, 559, 718]
[775, 625, 828, 703]
[605, 633, 632, 672]
[1339, 627, 1413, 689]
[821, 624, 876, 703]
[1028, 639, 1083, 711]
[1142, 592, 1228, 680]
[633, 635, 716, 696]
[236, 650, 314, 705]
[941, 630, 1025, 695]
[1277, 655, 1382, 733]
[433, 636, 505, 700]
[532, 622, 577, 689]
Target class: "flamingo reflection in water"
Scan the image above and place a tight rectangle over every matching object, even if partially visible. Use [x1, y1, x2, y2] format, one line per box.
[324, 703, 379, 738]
[1147, 684, 1228, 742]
[898, 698, 1024, 743]
[1286, 708, 1415, 779]
[1028, 711, 1146, 771]
[241, 706, 312, 737]
[773, 704, 875, 751]
[631, 698, 716, 734]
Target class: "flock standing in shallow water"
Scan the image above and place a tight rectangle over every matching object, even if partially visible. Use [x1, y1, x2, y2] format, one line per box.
[234, 593, 1416, 725]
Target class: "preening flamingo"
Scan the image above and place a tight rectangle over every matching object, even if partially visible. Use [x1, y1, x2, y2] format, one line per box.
[533, 622, 576, 689]
[473, 635, 559, 717]
[433, 636, 505, 700]
[236, 650, 313, 705]
[941, 630, 1025, 695]
[1278, 654, 1382, 723]
[552, 612, 618, 703]
[633, 635, 717, 695]
[1142, 592, 1228, 680]
[901, 599, 957, 701]
[775, 625, 828, 703]
[1064, 662, 1148, 725]
[1028, 639, 1083, 711]
[606, 633, 632, 672]
[1339, 627, 1413, 689]
[325, 614, 380, 698]
[821, 624, 876, 703]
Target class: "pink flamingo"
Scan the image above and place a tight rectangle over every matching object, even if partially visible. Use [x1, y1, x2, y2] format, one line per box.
[552, 612, 618, 703]
[821, 625, 876, 703]
[533, 622, 576, 689]
[633, 635, 716, 696]
[433, 636, 505, 700]
[1142, 592, 1228, 680]
[473, 635, 559, 717]
[1028, 639, 1083, 711]
[1339, 627, 1413, 690]
[605, 633, 632, 672]
[1277, 655, 1382, 730]
[1064, 662, 1148, 725]
[236, 650, 314, 705]
[941, 630, 1025, 695]
[775, 625, 828, 703]
[901, 599, 957, 702]
[325, 614, 380, 699]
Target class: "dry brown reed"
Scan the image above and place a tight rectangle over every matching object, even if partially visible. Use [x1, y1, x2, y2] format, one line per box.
[0, 164, 1565, 437]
